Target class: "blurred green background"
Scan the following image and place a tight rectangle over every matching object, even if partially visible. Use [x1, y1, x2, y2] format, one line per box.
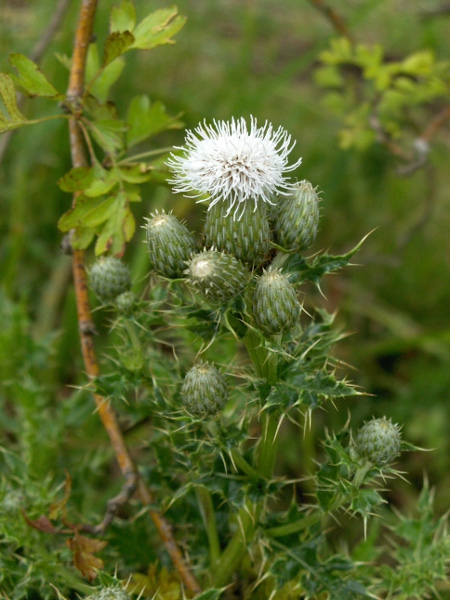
[0, 0, 449, 517]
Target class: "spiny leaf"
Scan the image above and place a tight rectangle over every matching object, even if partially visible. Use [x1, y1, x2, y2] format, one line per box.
[9, 53, 61, 98]
[285, 230, 373, 287]
[131, 7, 186, 50]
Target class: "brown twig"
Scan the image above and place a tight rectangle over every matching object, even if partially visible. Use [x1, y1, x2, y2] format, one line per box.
[306, 0, 354, 41]
[0, 0, 72, 164]
[66, 0, 200, 593]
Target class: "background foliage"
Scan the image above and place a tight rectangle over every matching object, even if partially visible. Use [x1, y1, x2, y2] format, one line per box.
[0, 0, 449, 598]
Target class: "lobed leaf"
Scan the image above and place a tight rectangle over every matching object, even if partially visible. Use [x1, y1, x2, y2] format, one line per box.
[9, 53, 61, 98]
[110, 0, 137, 33]
[0, 73, 27, 132]
[131, 7, 186, 50]
[103, 30, 135, 66]
[126, 94, 183, 147]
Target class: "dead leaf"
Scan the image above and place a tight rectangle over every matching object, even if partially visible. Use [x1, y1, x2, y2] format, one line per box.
[66, 531, 108, 581]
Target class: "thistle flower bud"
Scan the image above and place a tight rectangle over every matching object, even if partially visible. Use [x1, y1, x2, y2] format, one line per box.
[204, 202, 271, 264]
[275, 180, 320, 251]
[185, 249, 248, 303]
[114, 291, 136, 314]
[355, 417, 401, 466]
[253, 269, 300, 336]
[144, 210, 197, 278]
[89, 257, 132, 303]
[181, 361, 228, 417]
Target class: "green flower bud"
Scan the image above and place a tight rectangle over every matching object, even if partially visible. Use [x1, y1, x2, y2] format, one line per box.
[275, 180, 320, 251]
[181, 361, 228, 417]
[114, 291, 136, 314]
[253, 269, 300, 336]
[144, 210, 197, 278]
[204, 202, 271, 264]
[185, 249, 248, 303]
[355, 417, 401, 466]
[89, 257, 131, 303]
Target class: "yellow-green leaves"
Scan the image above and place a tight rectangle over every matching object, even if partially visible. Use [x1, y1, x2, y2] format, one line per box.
[0, 73, 27, 132]
[102, 4, 186, 68]
[126, 95, 182, 148]
[9, 53, 62, 98]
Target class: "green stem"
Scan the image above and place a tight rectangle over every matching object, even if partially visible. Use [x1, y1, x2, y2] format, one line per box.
[265, 511, 322, 538]
[257, 410, 280, 479]
[212, 501, 258, 588]
[196, 487, 221, 567]
[230, 449, 261, 484]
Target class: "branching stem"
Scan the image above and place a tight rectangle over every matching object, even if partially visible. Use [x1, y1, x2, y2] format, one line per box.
[66, 1, 200, 592]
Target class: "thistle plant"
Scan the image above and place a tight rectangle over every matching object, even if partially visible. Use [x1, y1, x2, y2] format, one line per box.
[0, 2, 449, 600]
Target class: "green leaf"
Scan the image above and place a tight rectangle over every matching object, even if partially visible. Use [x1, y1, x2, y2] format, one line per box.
[58, 195, 115, 231]
[95, 192, 135, 255]
[86, 43, 126, 102]
[131, 7, 186, 50]
[285, 230, 373, 288]
[71, 227, 95, 250]
[57, 167, 95, 193]
[90, 119, 126, 154]
[110, 0, 136, 33]
[9, 53, 61, 98]
[126, 94, 183, 147]
[118, 164, 153, 183]
[103, 31, 135, 66]
[0, 73, 27, 132]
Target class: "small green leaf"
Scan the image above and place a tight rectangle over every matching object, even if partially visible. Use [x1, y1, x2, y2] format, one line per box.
[0, 73, 27, 131]
[118, 164, 153, 183]
[58, 196, 114, 231]
[57, 167, 95, 193]
[9, 53, 61, 98]
[85, 166, 119, 197]
[92, 58, 125, 103]
[126, 94, 183, 147]
[131, 7, 186, 50]
[110, 0, 136, 33]
[103, 31, 135, 66]
[71, 227, 95, 250]
[95, 192, 135, 255]
[90, 119, 126, 154]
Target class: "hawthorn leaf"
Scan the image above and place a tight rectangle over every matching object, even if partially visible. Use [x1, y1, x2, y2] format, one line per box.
[131, 7, 186, 50]
[110, 0, 136, 33]
[9, 53, 61, 98]
[103, 31, 135, 66]
[58, 196, 114, 231]
[0, 73, 27, 132]
[126, 94, 183, 147]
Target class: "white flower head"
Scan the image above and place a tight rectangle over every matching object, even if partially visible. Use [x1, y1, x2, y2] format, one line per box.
[167, 116, 302, 219]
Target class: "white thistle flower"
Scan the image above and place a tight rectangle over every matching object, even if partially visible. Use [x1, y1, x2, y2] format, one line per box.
[167, 116, 302, 219]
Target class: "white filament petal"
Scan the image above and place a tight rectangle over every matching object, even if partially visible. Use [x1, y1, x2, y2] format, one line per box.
[166, 116, 302, 219]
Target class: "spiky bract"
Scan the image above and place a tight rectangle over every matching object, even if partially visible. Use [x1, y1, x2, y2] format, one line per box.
[204, 202, 271, 264]
[275, 180, 320, 251]
[181, 362, 228, 417]
[253, 269, 300, 336]
[185, 249, 248, 303]
[89, 257, 132, 303]
[355, 417, 402, 466]
[144, 210, 197, 278]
